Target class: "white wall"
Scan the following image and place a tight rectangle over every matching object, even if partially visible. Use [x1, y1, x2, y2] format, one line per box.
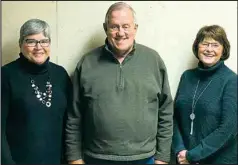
[2, 1, 237, 97]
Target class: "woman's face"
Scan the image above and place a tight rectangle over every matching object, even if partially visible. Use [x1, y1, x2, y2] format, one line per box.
[198, 38, 223, 67]
[20, 32, 50, 65]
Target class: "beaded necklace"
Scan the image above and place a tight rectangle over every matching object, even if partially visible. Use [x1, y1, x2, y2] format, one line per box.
[30, 76, 52, 108]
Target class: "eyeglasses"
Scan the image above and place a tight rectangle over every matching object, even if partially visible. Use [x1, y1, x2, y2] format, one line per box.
[199, 42, 221, 49]
[108, 24, 135, 33]
[24, 39, 50, 47]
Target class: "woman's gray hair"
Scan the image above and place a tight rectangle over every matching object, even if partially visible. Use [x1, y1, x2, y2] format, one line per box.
[104, 2, 137, 26]
[19, 18, 51, 46]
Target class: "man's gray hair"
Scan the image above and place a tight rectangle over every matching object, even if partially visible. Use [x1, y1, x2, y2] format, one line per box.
[104, 2, 137, 26]
[19, 18, 51, 46]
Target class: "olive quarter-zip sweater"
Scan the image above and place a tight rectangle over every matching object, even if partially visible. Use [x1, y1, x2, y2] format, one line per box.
[173, 60, 237, 164]
[65, 43, 173, 162]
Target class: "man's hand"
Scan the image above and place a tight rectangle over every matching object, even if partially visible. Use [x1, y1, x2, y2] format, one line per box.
[69, 159, 85, 164]
[154, 160, 168, 164]
[177, 150, 189, 164]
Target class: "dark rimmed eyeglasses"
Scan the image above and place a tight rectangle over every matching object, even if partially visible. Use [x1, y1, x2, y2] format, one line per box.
[24, 39, 50, 47]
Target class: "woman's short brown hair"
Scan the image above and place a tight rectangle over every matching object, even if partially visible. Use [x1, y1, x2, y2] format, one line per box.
[192, 25, 230, 60]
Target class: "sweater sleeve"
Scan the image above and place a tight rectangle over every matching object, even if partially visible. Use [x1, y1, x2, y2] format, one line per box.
[1, 68, 16, 164]
[186, 75, 237, 162]
[172, 73, 186, 155]
[173, 118, 186, 155]
[65, 60, 84, 161]
[61, 70, 73, 164]
[154, 57, 174, 163]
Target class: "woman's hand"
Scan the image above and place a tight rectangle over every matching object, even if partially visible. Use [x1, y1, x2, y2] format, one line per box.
[177, 150, 189, 164]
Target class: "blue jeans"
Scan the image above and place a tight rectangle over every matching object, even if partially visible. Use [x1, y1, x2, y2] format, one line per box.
[84, 155, 154, 164]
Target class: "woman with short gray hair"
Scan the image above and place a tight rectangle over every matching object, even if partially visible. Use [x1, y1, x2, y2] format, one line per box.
[2, 18, 72, 164]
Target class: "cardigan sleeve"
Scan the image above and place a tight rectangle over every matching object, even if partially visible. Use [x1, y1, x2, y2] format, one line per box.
[186, 75, 237, 162]
[1, 68, 16, 164]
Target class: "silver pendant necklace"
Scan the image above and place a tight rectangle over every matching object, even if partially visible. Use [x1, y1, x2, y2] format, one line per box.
[30, 79, 52, 108]
[190, 79, 213, 135]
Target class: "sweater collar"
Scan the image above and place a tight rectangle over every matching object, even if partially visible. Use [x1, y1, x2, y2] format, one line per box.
[196, 60, 224, 77]
[19, 52, 50, 74]
[104, 38, 136, 63]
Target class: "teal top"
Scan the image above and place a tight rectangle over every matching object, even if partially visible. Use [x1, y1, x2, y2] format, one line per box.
[173, 60, 237, 164]
[65, 40, 174, 162]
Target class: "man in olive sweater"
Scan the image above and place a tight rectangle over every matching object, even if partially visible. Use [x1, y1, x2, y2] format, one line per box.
[65, 2, 173, 164]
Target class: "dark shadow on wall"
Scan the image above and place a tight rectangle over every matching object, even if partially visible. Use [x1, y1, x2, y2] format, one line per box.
[69, 28, 106, 79]
[2, 41, 19, 66]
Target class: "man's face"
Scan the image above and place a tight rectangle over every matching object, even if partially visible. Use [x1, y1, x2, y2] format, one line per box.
[104, 8, 138, 56]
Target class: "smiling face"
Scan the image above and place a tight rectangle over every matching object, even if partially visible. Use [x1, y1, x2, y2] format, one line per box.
[198, 38, 223, 67]
[104, 7, 138, 57]
[20, 32, 50, 65]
